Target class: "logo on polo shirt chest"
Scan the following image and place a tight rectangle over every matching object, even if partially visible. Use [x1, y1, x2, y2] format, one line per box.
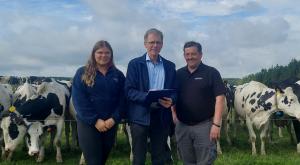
[194, 77, 203, 80]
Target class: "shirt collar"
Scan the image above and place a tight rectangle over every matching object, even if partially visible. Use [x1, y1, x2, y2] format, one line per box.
[96, 66, 115, 76]
[184, 62, 204, 73]
[146, 53, 162, 63]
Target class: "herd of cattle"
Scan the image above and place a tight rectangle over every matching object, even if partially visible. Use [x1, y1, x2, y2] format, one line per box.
[0, 76, 77, 163]
[1, 76, 300, 163]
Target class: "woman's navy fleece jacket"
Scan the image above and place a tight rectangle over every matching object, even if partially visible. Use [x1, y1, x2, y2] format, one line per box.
[72, 66, 125, 126]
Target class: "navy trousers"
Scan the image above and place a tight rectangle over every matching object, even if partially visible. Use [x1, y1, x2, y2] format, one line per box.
[130, 110, 171, 165]
[77, 119, 117, 165]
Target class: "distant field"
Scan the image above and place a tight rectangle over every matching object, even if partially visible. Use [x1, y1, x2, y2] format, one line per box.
[1, 124, 300, 165]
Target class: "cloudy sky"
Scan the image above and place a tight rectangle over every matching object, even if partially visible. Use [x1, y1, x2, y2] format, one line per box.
[0, 0, 299, 78]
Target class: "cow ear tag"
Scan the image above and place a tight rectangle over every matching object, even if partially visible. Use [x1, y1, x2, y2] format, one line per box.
[9, 106, 16, 112]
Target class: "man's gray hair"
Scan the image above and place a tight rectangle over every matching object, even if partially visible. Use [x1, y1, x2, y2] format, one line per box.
[144, 28, 163, 42]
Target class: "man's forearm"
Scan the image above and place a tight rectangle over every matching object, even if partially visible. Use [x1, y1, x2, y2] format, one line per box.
[171, 105, 176, 111]
[213, 95, 225, 125]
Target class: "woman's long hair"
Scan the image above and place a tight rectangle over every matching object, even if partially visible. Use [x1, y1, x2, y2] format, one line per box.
[81, 40, 115, 87]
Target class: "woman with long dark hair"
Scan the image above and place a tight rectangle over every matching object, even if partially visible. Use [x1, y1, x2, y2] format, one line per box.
[72, 40, 125, 165]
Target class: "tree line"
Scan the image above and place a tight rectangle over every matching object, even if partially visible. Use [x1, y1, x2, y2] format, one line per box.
[238, 59, 300, 85]
[224, 59, 300, 85]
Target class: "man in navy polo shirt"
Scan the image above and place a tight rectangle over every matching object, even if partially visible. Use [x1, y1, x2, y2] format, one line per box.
[172, 41, 225, 165]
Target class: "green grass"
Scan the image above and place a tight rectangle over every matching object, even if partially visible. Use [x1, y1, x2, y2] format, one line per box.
[1, 124, 300, 165]
[215, 124, 300, 165]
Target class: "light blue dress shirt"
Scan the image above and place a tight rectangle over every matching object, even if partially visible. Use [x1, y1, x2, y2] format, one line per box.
[146, 54, 165, 90]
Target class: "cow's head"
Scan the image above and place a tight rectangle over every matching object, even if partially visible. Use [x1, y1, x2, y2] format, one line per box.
[276, 87, 300, 119]
[0, 110, 27, 154]
[25, 122, 46, 156]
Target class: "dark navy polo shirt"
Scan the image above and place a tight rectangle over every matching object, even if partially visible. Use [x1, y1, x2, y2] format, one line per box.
[176, 62, 226, 125]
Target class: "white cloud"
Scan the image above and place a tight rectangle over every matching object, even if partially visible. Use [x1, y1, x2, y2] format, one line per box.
[0, 0, 299, 79]
[145, 0, 262, 17]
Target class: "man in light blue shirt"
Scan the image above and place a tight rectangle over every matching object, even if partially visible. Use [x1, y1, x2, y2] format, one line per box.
[125, 28, 177, 165]
[146, 54, 165, 90]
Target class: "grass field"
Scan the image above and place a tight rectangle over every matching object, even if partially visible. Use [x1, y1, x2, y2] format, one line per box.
[1, 124, 300, 165]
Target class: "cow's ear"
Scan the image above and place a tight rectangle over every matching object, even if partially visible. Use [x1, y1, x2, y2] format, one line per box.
[284, 87, 294, 95]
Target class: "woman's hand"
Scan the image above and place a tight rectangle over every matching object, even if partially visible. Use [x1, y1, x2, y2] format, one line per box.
[95, 119, 107, 132]
[104, 118, 115, 130]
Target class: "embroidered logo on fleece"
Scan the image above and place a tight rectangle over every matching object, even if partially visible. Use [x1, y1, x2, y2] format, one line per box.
[113, 78, 119, 82]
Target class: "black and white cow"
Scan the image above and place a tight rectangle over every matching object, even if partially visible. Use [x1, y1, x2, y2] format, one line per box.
[217, 97, 231, 154]
[1, 84, 13, 97]
[224, 81, 235, 112]
[234, 81, 300, 155]
[270, 78, 300, 153]
[0, 84, 13, 159]
[56, 80, 77, 151]
[26, 76, 51, 85]
[0, 79, 69, 162]
[0, 111, 27, 161]
[224, 83, 242, 140]
[12, 81, 37, 108]
[224, 81, 236, 133]
[0, 76, 23, 86]
[0, 84, 12, 114]
[0, 82, 36, 161]
[28, 79, 70, 162]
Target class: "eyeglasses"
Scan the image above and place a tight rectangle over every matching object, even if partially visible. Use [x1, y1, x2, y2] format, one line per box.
[145, 41, 162, 45]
